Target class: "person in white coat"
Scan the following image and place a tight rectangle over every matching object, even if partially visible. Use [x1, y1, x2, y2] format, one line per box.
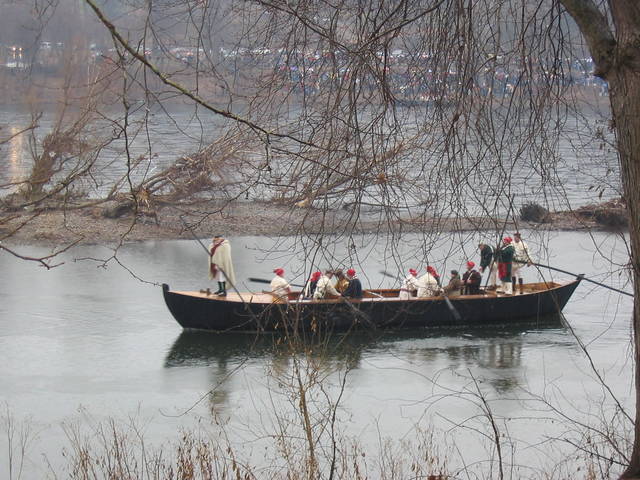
[313, 270, 340, 299]
[270, 268, 291, 298]
[208, 234, 236, 296]
[512, 232, 533, 283]
[399, 268, 421, 299]
[417, 266, 441, 298]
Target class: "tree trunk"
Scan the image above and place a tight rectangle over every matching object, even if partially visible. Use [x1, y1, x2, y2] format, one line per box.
[611, 65, 640, 480]
[558, 2, 640, 476]
[605, 3, 640, 478]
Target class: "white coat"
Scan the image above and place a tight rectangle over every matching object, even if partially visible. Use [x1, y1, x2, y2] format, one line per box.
[270, 275, 291, 297]
[417, 273, 440, 297]
[399, 274, 421, 300]
[208, 239, 236, 286]
[313, 275, 339, 299]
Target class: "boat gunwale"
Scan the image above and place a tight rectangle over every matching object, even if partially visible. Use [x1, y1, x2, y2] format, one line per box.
[166, 278, 579, 305]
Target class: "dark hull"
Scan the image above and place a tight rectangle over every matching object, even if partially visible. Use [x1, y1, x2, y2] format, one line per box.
[162, 277, 582, 332]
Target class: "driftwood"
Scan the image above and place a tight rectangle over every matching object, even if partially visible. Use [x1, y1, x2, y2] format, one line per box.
[575, 198, 627, 229]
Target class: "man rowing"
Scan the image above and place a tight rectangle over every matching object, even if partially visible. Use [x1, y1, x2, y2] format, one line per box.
[462, 261, 482, 295]
[270, 268, 291, 298]
[342, 268, 363, 298]
[399, 268, 420, 299]
[417, 266, 441, 297]
[443, 270, 463, 297]
[313, 270, 340, 299]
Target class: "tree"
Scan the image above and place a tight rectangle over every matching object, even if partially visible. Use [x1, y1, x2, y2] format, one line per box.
[558, 2, 640, 477]
[1, 0, 636, 475]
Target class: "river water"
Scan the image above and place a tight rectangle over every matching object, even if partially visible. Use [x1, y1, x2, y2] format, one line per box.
[0, 103, 620, 213]
[0, 230, 634, 478]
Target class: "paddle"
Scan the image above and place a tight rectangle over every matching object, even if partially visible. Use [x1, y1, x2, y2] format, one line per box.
[248, 277, 306, 289]
[517, 261, 633, 297]
[381, 270, 462, 322]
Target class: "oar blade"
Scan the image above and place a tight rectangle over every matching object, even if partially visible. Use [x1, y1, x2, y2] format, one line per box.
[444, 295, 462, 322]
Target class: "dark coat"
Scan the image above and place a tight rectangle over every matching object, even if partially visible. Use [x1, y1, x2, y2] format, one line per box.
[496, 244, 516, 281]
[443, 275, 463, 296]
[342, 278, 363, 298]
[479, 245, 493, 270]
[462, 269, 482, 294]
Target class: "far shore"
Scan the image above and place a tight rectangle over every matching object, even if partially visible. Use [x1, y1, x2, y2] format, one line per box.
[0, 198, 628, 248]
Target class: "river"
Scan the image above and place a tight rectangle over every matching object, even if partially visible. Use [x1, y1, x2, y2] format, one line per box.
[0, 103, 620, 213]
[0, 230, 634, 478]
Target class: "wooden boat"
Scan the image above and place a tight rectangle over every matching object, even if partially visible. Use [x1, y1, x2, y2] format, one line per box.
[162, 276, 582, 332]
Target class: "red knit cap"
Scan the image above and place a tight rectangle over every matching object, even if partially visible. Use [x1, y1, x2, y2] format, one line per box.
[274, 268, 284, 276]
[347, 268, 356, 277]
[466, 261, 475, 268]
[503, 237, 512, 244]
[409, 268, 417, 276]
[311, 271, 322, 281]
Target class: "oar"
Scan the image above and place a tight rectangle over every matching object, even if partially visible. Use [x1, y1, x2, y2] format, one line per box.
[248, 277, 306, 288]
[518, 261, 633, 298]
[442, 293, 462, 322]
[381, 271, 462, 322]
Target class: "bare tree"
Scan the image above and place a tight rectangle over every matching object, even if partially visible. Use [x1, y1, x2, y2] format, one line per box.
[1, 0, 637, 475]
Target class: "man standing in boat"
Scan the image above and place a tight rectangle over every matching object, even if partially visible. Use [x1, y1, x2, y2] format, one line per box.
[208, 234, 236, 296]
[462, 261, 482, 295]
[342, 268, 363, 298]
[496, 237, 516, 294]
[313, 270, 340, 299]
[478, 242, 497, 289]
[512, 232, 533, 283]
[270, 268, 291, 298]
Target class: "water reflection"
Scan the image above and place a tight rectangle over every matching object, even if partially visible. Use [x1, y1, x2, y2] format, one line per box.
[165, 316, 568, 405]
[7, 125, 27, 187]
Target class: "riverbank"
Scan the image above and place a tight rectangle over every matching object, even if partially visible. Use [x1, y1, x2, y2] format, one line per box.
[0, 198, 627, 247]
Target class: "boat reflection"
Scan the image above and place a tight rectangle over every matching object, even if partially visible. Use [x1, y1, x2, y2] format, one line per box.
[164, 315, 570, 412]
[165, 314, 567, 370]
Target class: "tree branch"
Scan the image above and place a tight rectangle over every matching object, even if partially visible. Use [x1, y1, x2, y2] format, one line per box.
[558, 0, 616, 78]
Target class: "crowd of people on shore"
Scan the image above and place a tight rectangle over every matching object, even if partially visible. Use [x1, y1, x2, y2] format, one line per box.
[207, 232, 533, 300]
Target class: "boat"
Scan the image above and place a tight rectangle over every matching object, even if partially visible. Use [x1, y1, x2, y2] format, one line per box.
[162, 276, 582, 332]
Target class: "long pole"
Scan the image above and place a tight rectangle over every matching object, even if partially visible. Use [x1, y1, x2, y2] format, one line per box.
[520, 261, 633, 298]
[179, 215, 238, 293]
[179, 215, 210, 255]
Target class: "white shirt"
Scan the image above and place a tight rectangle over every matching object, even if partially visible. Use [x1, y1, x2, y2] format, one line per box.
[270, 275, 290, 297]
[513, 239, 532, 264]
[417, 273, 440, 297]
[313, 275, 339, 299]
[399, 274, 421, 299]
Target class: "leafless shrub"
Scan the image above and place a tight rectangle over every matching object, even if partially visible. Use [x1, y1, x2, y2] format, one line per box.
[520, 203, 551, 224]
